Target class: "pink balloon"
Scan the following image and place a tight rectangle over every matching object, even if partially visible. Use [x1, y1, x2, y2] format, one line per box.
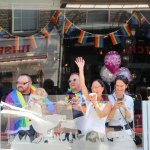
[104, 51, 121, 74]
[116, 67, 132, 82]
[100, 66, 116, 83]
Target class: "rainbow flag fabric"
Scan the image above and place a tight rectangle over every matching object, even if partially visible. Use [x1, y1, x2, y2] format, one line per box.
[140, 13, 148, 25]
[95, 35, 104, 48]
[51, 10, 62, 24]
[121, 24, 132, 37]
[78, 31, 88, 45]
[110, 31, 121, 45]
[5, 85, 36, 134]
[64, 21, 74, 35]
[41, 27, 49, 38]
[30, 35, 40, 49]
[14, 36, 23, 51]
[131, 11, 140, 25]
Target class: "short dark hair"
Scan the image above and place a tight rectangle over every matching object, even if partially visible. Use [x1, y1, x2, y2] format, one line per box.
[43, 79, 54, 88]
[18, 74, 32, 82]
[70, 72, 79, 77]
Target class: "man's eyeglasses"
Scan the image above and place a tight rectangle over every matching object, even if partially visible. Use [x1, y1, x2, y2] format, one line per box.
[16, 81, 31, 85]
[68, 79, 77, 83]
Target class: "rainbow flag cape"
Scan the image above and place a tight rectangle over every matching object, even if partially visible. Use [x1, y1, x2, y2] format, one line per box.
[110, 31, 121, 45]
[95, 35, 104, 48]
[30, 35, 40, 49]
[131, 11, 140, 25]
[121, 24, 132, 37]
[51, 10, 62, 24]
[78, 31, 88, 45]
[64, 21, 74, 35]
[6, 85, 37, 134]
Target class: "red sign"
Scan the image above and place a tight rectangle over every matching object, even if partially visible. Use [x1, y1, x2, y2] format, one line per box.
[0, 45, 30, 55]
[129, 46, 150, 54]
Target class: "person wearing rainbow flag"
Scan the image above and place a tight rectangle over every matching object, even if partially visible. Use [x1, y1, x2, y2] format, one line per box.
[5, 74, 55, 142]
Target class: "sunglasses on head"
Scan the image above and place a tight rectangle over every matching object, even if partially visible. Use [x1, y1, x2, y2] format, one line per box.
[16, 81, 31, 85]
[116, 75, 127, 80]
[68, 79, 77, 83]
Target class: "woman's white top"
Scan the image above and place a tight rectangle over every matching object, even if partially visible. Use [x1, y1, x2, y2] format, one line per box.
[108, 93, 134, 127]
[83, 101, 107, 134]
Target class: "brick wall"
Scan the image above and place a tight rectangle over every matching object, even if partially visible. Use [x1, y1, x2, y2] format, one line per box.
[0, 9, 11, 33]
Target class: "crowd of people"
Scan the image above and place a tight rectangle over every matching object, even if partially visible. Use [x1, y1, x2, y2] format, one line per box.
[1, 57, 138, 149]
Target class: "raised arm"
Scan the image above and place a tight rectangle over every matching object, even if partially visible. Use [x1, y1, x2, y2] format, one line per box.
[75, 57, 89, 101]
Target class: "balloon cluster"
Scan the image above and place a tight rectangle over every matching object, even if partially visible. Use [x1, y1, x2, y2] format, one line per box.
[100, 51, 132, 83]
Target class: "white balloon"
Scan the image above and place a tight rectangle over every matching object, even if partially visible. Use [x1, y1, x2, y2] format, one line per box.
[100, 66, 116, 83]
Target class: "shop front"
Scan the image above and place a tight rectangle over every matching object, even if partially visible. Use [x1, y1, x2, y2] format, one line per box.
[0, 29, 61, 99]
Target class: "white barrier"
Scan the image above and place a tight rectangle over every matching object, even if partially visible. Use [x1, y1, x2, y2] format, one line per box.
[142, 101, 150, 150]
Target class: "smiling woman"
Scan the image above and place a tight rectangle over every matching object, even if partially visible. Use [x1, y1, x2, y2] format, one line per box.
[107, 75, 136, 150]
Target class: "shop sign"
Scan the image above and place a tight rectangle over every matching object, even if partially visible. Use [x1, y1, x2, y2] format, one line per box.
[129, 46, 150, 54]
[0, 38, 47, 62]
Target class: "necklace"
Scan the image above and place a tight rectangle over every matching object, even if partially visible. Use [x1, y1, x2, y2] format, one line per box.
[65, 88, 83, 103]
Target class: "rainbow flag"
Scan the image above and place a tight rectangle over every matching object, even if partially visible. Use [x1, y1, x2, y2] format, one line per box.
[110, 31, 121, 45]
[64, 21, 74, 35]
[131, 11, 140, 25]
[14, 36, 20, 50]
[140, 13, 148, 25]
[14, 36, 23, 50]
[0, 26, 4, 37]
[95, 35, 104, 48]
[121, 24, 132, 37]
[51, 10, 62, 24]
[47, 23, 53, 32]
[6, 85, 37, 134]
[30, 35, 40, 49]
[78, 31, 88, 45]
[41, 27, 49, 38]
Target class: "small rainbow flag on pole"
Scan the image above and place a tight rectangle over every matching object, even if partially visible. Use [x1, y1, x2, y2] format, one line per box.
[110, 31, 121, 45]
[131, 11, 140, 25]
[121, 24, 132, 37]
[95, 35, 104, 48]
[30, 35, 40, 49]
[78, 31, 88, 45]
[51, 10, 62, 24]
[64, 21, 74, 35]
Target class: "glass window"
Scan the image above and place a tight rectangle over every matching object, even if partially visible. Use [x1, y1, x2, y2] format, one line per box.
[87, 10, 108, 23]
[13, 9, 38, 32]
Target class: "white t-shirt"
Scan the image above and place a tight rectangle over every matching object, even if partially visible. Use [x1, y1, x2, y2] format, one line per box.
[83, 102, 107, 134]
